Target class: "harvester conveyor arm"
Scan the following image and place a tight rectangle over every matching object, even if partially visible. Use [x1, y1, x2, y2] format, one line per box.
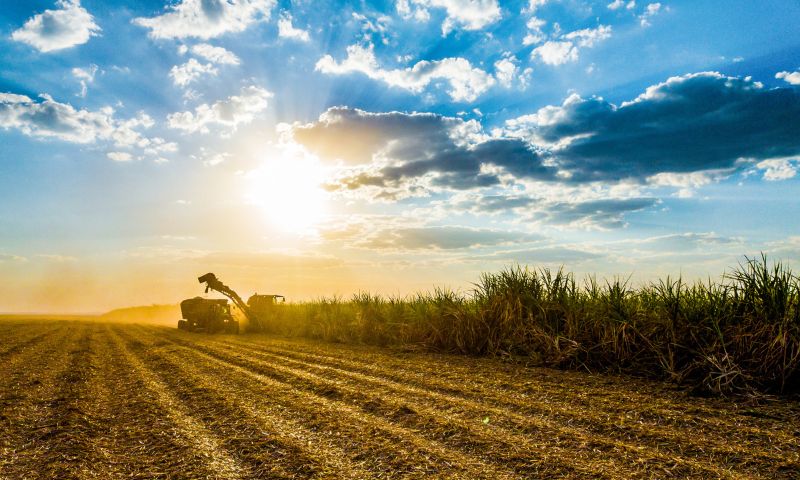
[197, 273, 254, 322]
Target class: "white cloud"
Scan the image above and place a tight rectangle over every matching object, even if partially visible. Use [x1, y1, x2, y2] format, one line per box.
[494, 57, 518, 88]
[0, 92, 175, 163]
[167, 85, 272, 133]
[133, 0, 275, 40]
[531, 25, 611, 65]
[776, 70, 800, 85]
[523, 0, 549, 13]
[107, 151, 134, 162]
[531, 40, 578, 65]
[397, 0, 501, 35]
[277, 12, 310, 42]
[563, 25, 612, 47]
[352, 12, 393, 45]
[144, 137, 179, 157]
[608, 0, 634, 10]
[756, 158, 797, 181]
[0, 93, 33, 104]
[169, 58, 219, 86]
[72, 64, 98, 97]
[202, 152, 230, 167]
[188, 43, 240, 64]
[639, 2, 661, 27]
[396, 0, 430, 22]
[11, 0, 100, 52]
[316, 43, 495, 102]
[522, 16, 546, 46]
[1, 93, 112, 143]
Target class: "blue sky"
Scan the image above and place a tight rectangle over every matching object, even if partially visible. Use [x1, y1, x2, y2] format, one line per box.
[1, 0, 799, 312]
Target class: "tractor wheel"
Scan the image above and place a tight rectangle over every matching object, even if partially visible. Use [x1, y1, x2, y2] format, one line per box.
[177, 319, 188, 330]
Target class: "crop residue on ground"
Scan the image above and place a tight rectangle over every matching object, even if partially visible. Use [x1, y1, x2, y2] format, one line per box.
[0, 319, 798, 479]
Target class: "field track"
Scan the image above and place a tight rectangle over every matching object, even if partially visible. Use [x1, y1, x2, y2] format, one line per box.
[1, 319, 798, 479]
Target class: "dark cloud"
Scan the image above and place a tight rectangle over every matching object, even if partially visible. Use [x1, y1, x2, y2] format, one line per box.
[532, 72, 800, 182]
[292, 107, 555, 192]
[358, 226, 542, 250]
[294, 73, 800, 195]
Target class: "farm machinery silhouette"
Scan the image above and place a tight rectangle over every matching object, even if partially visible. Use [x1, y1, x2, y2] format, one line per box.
[177, 273, 284, 334]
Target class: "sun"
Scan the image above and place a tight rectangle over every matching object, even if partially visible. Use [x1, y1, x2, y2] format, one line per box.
[246, 151, 328, 234]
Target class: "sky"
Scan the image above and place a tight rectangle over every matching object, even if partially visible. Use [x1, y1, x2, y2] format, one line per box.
[1, 0, 799, 313]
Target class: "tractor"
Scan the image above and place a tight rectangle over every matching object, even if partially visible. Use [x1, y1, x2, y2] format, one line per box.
[177, 273, 284, 333]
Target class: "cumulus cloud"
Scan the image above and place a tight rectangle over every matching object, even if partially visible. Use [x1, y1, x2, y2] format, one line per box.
[167, 85, 272, 133]
[494, 56, 519, 88]
[397, 0, 501, 35]
[563, 25, 612, 47]
[756, 158, 797, 181]
[531, 41, 578, 65]
[290, 107, 554, 197]
[352, 12, 392, 45]
[531, 25, 611, 65]
[639, 2, 662, 27]
[522, 16, 546, 46]
[315, 44, 495, 102]
[186, 43, 240, 64]
[289, 72, 800, 205]
[776, 70, 800, 85]
[1, 93, 127, 144]
[133, 0, 275, 40]
[107, 151, 133, 162]
[523, 0, 549, 13]
[72, 64, 98, 97]
[277, 12, 310, 42]
[505, 72, 800, 182]
[11, 0, 100, 52]
[170, 58, 218, 86]
[0, 92, 174, 162]
[608, 0, 635, 10]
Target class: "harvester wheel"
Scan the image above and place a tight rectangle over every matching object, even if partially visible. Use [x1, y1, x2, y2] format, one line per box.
[177, 319, 188, 330]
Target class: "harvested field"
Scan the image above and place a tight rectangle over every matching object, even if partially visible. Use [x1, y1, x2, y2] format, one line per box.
[1, 319, 798, 479]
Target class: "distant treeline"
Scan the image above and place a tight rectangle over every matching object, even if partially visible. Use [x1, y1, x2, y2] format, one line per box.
[260, 255, 799, 396]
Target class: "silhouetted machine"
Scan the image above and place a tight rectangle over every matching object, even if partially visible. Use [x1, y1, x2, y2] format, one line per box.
[177, 273, 284, 333]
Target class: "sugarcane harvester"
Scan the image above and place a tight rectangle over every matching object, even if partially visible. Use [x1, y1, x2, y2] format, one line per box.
[177, 272, 284, 333]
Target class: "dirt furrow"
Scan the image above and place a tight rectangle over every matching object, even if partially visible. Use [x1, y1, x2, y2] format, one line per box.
[74, 324, 238, 479]
[106, 327, 248, 480]
[207, 333, 795, 473]
[220, 338, 797, 454]
[228, 335, 793, 438]
[160, 329, 752, 479]
[0, 322, 63, 361]
[133, 327, 523, 479]
[0, 323, 84, 478]
[112, 326, 362, 479]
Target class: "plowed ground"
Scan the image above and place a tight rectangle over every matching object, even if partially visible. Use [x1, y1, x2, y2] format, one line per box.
[1, 319, 798, 479]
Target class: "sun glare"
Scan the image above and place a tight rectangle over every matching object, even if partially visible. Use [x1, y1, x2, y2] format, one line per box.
[247, 152, 328, 234]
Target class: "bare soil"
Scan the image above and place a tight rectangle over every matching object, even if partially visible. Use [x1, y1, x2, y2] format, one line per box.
[1, 319, 798, 479]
